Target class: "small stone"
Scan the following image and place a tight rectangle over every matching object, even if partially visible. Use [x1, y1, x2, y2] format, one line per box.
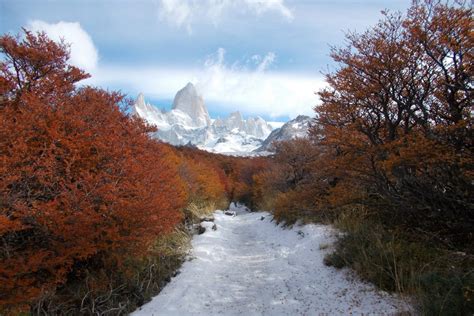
[198, 225, 206, 234]
[200, 216, 215, 222]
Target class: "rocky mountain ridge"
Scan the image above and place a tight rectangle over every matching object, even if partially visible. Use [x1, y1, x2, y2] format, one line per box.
[133, 83, 310, 155]
[256, 115, 312, 152]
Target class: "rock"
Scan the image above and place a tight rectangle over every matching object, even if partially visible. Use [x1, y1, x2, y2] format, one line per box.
[224, 211, 236, 216]
[215, 111, 272, 138]
[172, 82, 211, 128]
[224, 111, 244, 130]
[197, 225, 206, 235]
[244, 116, 272, 138]
[260, 216, 265, 221]
[215, 137, 227, 144]
[193, 224, 206, 235]
[212, 224, 217, 231]
[201, 221, 216, 231]
[200, 216, 214, 222]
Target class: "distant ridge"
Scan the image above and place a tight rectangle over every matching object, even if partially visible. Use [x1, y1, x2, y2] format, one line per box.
[255, 115, 311, 152]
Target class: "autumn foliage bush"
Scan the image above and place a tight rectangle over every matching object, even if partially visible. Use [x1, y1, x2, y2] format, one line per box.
[255, 0, 473, 249]
[252, 138, 332, 224]
[312, 1, 473, 249]
[178, 156, 227, 207]
[0, 31, 188, 311]
[0, 31, 270, 313]
[176, 146, 271, 211]
[251, 1, 473, 314]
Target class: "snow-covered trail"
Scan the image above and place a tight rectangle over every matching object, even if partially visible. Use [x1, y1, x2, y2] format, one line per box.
[133, 204, 410, 316]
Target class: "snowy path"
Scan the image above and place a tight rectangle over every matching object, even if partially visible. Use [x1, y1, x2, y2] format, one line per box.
[133, 204, 410, 316]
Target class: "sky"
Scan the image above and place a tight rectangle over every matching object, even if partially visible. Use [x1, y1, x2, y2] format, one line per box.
[0, 0, 412, 122]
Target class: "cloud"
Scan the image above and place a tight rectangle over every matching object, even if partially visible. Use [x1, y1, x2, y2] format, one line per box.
[27, 20, 99, 73]
[245, 0, 293, 20]
[158, 0, 193, 33]
[256, 52, 276, 72]
[91, 48, 325, 119]
[197, 48, 324, 118]
[157, 0, 293, 33]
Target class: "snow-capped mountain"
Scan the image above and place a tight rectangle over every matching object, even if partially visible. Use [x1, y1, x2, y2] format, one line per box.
[256, 115, 312, 152]
[133, 83, 273, 154]
[172, 83, 211, 128]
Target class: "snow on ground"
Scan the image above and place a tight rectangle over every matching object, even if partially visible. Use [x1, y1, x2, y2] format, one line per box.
[133, 204, 411, 316]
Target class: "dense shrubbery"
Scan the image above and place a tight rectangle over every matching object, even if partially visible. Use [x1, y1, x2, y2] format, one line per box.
[0, 31, 191, 313]
[324, 207, 474, 315]
[250, 1, 473, 314]
[174, 146, 270, 210]
[254, 1, 473, 248]
[252, 138, 331, 224]
[0, 31, 265, 314]
[310, 0, 473, 250]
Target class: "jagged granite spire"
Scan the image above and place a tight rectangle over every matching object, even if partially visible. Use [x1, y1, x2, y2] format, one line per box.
[172, 82, 211, 128]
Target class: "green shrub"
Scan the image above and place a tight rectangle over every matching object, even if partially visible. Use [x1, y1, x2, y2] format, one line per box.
[417, 271, 474, 316]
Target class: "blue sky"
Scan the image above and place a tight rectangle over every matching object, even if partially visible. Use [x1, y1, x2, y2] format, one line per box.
[1, 0, 411, 121]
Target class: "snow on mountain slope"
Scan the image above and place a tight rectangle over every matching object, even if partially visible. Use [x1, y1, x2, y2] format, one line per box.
[256, 115, 312, 152]
[133, 93, 170, 130]
[132, 204, 411, 316]
[133, 83, 274, 154]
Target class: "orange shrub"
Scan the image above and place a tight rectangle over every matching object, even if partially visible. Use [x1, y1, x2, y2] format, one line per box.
[178, 157, 226, 205]
[310, 1, 473, 247]
[0, 31, 186, 307]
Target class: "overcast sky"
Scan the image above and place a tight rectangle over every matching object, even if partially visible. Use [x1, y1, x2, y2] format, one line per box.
[1, 0, 411, 121]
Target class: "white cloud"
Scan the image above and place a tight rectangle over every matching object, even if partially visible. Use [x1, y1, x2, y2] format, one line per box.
[196, 48, 324, 118]
[157, 0, 293, 33]
[256, 52, 276, 72]
[91, 48, 325, 119]
[27, 20, 99, 73]
[158, 0, 193, 33]
[245, 0, 293, 20]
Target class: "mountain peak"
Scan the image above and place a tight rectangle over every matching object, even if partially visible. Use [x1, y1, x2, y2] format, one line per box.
[135, 92, 145, 107]
[133, 86, 278, 155]
[172, 83, 211, 128]
[294, 115, 310, 122]
[229, 111, 243, 120]
[184, 82, 196, 90]
[178, 82, 198, 97]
